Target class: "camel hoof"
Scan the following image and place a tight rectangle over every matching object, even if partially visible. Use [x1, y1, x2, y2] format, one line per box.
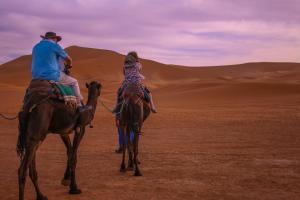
[134, 171, 142, 176]
[120, 163, 126, 172]
[37, 195, 48, 200]
[61, 178, 71, 186]
[127, 166, 134, 171]
[69, 188, 82, 195]
[120, 168, 126, 173]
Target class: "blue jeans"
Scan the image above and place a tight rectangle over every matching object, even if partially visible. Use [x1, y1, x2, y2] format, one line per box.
[118, 127, 135, 147]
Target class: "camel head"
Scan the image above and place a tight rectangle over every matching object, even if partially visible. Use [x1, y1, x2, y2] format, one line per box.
[86, 81, 102, 98]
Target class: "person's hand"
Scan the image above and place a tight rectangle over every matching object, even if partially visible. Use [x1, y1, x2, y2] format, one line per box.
[65, 64, 72, 69]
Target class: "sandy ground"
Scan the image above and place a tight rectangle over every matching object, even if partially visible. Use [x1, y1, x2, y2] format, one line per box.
[0, 47, 300, 199]
[0, 84, 300, 200]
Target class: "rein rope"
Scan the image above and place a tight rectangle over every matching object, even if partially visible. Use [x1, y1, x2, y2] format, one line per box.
[99, 99, 125, 115]
[0, 95, 51, 121]
[0, 113, 18, 120]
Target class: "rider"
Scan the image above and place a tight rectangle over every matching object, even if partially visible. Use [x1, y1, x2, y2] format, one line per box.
[31, 31, 83, 106]
[114, 51, 157, 153]
[113, 51, 157, 117]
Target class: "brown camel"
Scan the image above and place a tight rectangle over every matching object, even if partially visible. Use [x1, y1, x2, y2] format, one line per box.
[17, 80, 102, 200]
[119, 84, 150, 176]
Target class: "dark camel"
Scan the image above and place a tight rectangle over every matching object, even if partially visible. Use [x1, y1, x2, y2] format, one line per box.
[119, 84, 150, 176]
[17, 81, 101, 200]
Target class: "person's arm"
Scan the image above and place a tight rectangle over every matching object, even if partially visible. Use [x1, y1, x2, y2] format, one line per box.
[53, 43, 72, 67]
[64, 55, 72, 68]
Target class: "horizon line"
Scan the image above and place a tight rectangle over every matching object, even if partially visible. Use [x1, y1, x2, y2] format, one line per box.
[1, 45, 299, 68]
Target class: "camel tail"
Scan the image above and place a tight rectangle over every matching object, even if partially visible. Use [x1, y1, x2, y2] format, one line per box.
[17, 111, 27, 160]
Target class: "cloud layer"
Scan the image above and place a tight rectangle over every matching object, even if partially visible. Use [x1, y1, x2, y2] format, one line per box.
[0, 0, 300, 66]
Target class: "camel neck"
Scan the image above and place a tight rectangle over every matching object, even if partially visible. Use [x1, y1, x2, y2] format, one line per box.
[86, 96, 98, 115]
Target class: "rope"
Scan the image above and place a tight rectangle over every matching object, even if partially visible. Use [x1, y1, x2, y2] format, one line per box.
[28, 95, 51, 113]
[0, 113, 18, 120]
[0, 95, 51, 121]
[99, 99, 114, 113]
[99, 99, 125, 115]
[0, 98, 125, 120]
[118, 101, 125, 116]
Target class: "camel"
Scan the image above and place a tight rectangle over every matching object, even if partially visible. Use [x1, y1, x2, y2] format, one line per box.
[17, 80, 101, 200]
[118, 84, 150, 176]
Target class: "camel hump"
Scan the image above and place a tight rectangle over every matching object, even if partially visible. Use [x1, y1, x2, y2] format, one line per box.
[123, 83, 144, 98]
[27, 79, 53, 95]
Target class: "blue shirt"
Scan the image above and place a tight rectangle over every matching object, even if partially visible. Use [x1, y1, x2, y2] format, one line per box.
[31, 39, 68, 82]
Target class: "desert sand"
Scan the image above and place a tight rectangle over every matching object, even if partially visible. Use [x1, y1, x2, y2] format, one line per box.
[0, 46, 299, 200]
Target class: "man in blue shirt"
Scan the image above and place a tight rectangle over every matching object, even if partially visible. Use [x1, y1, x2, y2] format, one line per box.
[31, 32, 83, 105]
[32, 32, 72, 82]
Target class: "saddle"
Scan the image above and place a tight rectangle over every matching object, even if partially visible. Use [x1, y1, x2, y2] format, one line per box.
[122, 83, 144, 99]
[23, 79, 78, 111]
[121, 83, 150, 121]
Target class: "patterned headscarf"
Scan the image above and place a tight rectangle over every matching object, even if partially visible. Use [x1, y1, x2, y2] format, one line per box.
[125, 54, 137, 65]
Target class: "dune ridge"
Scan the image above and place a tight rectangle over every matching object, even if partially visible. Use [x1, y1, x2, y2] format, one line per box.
[1, 46, 300, 86]
[1, 46, 300, 108]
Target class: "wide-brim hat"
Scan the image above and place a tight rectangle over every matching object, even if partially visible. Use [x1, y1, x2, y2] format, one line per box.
[40, 32, 62, 42]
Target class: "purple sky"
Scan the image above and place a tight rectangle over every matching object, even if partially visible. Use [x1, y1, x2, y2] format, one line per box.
[0, 0, 299, 66]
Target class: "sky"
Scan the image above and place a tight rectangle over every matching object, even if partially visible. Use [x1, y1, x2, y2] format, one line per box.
[0, 0, 300, 66]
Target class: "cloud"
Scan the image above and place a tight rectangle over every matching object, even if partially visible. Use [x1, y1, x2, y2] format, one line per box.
[0, 0, 299, 66]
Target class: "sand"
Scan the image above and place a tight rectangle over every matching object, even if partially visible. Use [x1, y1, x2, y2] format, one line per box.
[0, 46, 299, 200]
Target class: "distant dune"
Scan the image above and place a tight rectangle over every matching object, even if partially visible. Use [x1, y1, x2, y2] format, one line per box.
[0, 46, 300, 109]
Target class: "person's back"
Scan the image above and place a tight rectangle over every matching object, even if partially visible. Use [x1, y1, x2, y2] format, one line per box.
[32, 34, 68, 82]
[30, 32, 83, 106]
[124, 60, 145, 87]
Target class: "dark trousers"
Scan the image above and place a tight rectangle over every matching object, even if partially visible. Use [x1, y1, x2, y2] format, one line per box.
[118, 127, 135, 147]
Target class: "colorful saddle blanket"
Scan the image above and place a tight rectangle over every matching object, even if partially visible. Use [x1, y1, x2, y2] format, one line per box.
[25, 79, 77, 109]
[55, 84, 77, 104]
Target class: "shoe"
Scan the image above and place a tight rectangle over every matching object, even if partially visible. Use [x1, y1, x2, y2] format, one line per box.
[80, 100, 84, 106]
[151, 107, 157, 113]
[78, 105, 92, 113]
[77, 106, 85, 113]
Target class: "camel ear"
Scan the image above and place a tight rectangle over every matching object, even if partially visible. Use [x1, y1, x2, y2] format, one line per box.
[86, 83, 90, 88]
[97, 83, 101, 89]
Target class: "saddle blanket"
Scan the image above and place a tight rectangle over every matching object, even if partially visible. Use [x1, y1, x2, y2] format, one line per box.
[26, 79, 78, 108]
[55, 84, 77, 104]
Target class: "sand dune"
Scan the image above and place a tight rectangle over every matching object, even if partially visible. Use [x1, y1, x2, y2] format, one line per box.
[0, 46, 300, 200]
[1, 46, 300, 108]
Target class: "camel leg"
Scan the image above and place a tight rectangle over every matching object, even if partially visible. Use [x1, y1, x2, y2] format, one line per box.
[127, 127, 134, 170]
[120, 126, 126, 172]
[60, 134, 72, 186]
[29, 152, 48, 200]
[133, 133, 142, 176]
[18, 142, 38, 200]
[69, 127, 85, 194]
[19, 104, 52, 200]
[133, 104, 143, 176]
[127, 145, 133, 170]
